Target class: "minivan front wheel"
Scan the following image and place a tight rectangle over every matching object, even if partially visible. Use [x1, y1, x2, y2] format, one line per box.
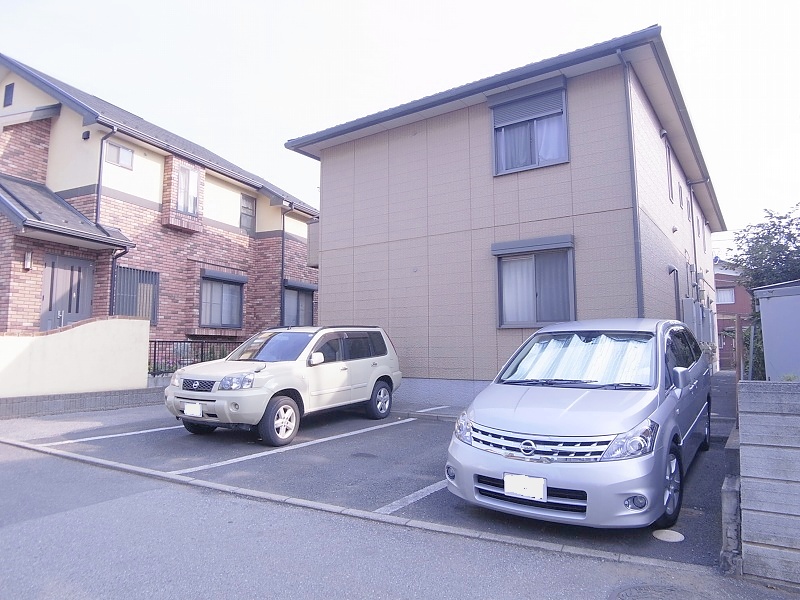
[365, 381, 392, 420]
[258, 396, 299, 446]
[653, 443, 683, 529]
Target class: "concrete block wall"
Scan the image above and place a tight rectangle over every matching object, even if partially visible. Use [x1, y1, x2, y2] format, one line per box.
[738, 381, 800, 586]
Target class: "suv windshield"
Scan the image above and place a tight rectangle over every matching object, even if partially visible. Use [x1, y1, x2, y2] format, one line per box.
[228, 331, 315, 363]
[499, 331, 655, 388]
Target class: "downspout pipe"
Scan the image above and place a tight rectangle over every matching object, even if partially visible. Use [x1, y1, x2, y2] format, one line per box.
[617, 49, 645, 318]
[279, 201, 295, 326]
[109, 247, 129, 314]
[96, 126, 117, 224]
[668, 265, 681, 320]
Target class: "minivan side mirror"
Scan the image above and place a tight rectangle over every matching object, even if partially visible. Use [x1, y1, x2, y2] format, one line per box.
[672, 366, 691, 390]
[309, 352, 325, 366]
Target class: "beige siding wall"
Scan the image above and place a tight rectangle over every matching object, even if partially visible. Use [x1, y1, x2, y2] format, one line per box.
[318, 66, 646, 380]
[630, 69, 716, 318]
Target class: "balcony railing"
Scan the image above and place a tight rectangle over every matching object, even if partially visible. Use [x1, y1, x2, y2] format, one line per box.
[149, 340, 240, 376]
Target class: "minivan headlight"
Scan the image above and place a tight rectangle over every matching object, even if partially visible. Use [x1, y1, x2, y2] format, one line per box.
[219, 372, 255, 390]
[601, 418, 659, 461]
[454, 412, 473, 445]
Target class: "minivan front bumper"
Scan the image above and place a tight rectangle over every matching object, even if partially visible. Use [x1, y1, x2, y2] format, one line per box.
[445, 436, 669, 529]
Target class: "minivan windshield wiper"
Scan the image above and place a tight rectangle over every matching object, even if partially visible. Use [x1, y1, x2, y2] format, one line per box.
[503, 378, 598, 386]
[597, 382, 651, 389]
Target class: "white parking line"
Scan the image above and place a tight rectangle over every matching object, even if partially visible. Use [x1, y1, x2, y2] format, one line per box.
[169, 418, 417, 475]
[374, 480, 448, 514]
[415, 406, 450, 413]
[40, 426, 185, 446]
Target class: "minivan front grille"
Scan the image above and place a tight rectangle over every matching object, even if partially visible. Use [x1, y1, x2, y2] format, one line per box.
[181, 379, 215, 392]
[471, 423, 615, 462]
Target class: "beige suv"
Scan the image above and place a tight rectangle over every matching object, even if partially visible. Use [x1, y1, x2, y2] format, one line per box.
[165, 326, 402, 446]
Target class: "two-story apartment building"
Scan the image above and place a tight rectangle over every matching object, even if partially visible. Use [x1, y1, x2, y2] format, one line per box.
[0, 53, 318, 349]
[287, 26, 726, 381]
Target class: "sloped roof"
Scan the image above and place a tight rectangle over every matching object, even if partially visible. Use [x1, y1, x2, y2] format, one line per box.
[0, 53, 318, 217]
[285, 25, 724, 232]
[0, 173, 133, 250]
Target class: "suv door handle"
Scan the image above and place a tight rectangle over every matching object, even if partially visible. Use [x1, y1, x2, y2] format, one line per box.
[340, 366, 348, 371]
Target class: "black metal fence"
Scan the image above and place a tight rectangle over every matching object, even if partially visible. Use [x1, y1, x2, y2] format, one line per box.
[149, 340, 241, 376]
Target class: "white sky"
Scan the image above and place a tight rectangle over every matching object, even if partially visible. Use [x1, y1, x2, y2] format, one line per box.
[1, 0, 797, 256]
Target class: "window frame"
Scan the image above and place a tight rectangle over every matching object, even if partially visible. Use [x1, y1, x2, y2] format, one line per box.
[489, 78, 568, 176]
[3, 82, 14, 107]
[113, 265, 159, 325]
[106, 141, 134, 170]
[492, 235, 576, 328]
[716, 288, 735, 305]
[199, 269, 247, 329]
[177, 166, 199, 214]
[283, 279, 316, 326]
[240, 194, 256, 234]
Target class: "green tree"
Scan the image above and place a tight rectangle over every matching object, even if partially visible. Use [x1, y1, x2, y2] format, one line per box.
[732, 204, 800, 291]
[731, 204, 800, 379]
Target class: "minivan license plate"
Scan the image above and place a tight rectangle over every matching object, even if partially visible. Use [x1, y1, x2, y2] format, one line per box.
[184, 402, 203, 417]
[504, 474, 546, 501]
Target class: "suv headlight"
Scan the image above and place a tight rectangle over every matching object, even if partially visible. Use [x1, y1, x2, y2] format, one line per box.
[601, 418, 659, 461]
[170, 371, 182, 387]
[454, 412, 473, 445]
[219, 372, 255, 390]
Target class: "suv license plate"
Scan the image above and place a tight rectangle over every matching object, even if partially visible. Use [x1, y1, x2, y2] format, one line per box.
[504, 473, 546, 501]
[184, 402, 203, 417]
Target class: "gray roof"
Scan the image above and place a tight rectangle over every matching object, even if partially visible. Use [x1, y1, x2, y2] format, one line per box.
[285, 25, 725, 232]
[0, 53, 318, 217]
[0, 173, 133, 250]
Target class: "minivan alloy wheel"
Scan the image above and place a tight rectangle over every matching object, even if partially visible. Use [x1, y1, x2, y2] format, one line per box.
[653, 443, 683, 528]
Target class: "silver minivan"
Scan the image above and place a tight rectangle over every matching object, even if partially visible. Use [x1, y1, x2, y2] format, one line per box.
[445, 319, 711, 529]
[165, 326, 402, 446]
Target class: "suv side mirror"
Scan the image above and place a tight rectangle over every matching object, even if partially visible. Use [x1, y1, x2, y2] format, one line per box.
[309, 352, 325, 366]
[672, 366, 691, 390]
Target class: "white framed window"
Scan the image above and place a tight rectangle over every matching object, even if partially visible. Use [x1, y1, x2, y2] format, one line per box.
[200, 270, 246, 328]
[178, 166, 199, 214]
[717, 288, 735, 304]
[491, 83, 567, 175]
[492, 236, 575, 327]
[106, 142, 133, 169]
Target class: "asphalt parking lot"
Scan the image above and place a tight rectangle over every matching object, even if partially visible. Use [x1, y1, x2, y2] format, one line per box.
[0, 399, 730, 569]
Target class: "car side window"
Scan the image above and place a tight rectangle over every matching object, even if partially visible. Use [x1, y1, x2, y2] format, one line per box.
[682, 329, 702, 362]
[665, 330, 693, 388]
[368, 331, 388, 356]
[313, 335, 342, 363]
[344, 332, 372, 360]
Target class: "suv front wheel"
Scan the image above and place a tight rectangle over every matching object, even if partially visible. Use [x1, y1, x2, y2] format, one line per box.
[259, 396, 299, 446]
[365, 381, 392, 420]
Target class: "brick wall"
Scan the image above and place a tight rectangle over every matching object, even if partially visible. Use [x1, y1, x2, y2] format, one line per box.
[0, 119, 50, 183]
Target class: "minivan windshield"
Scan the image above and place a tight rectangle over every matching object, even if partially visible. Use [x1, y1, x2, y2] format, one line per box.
[228, 331, 315, 363]
[498, 331, 655, 388]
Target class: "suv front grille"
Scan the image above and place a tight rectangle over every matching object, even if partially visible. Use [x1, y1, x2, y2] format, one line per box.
[181, 379, 215, 392]
[475, 475, 587, 514]
[471, 423, 615, 462]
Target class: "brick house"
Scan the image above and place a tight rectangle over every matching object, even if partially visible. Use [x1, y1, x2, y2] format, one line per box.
[714, 258, 753, 371]
[0, 53, 318, 349]
[286, 26, 726, 381]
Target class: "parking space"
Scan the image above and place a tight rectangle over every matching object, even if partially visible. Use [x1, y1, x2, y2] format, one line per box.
[0, 404, 724, 568]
